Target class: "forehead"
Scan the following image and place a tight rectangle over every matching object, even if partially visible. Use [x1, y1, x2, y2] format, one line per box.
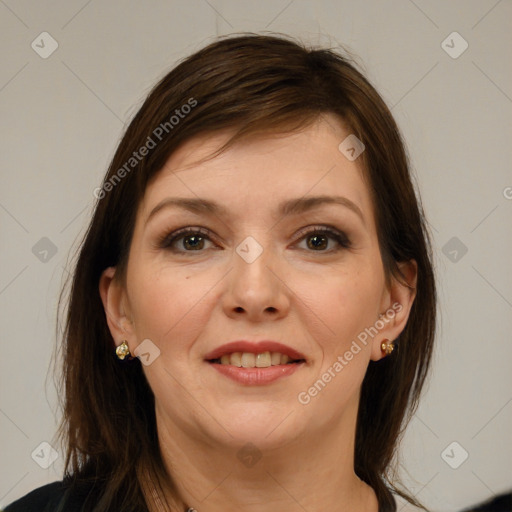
[140, 115, 374, 225]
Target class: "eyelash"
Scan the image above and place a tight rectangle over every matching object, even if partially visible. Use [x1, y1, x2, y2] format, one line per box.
[156, 225, 352, 254]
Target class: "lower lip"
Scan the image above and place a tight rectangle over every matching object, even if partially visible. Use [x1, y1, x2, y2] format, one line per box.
[207, 362, 304, 385]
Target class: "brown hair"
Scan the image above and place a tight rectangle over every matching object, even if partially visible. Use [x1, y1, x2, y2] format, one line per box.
[54, 32, 436, 511]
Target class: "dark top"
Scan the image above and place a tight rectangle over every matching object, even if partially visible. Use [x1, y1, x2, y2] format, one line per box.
[4, 481, 104, 512]
[2, 480, 100, 512]
[461, 491, 512, 511]
[3, 480, 512, 512]
[2, 480, 188, 512]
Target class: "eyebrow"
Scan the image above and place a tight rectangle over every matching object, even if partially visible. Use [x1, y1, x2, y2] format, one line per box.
[145, 195, 365, 226]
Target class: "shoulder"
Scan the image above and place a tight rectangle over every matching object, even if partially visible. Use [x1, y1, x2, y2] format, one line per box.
[3, 481, 65, 512]
[2, 479, 99, 512]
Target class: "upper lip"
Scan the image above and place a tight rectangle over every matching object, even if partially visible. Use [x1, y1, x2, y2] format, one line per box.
[204, 341, 306, 361]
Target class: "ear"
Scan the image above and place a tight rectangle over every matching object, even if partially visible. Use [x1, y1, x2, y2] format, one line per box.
[98, 266, 135, 349]
[370, 259, 418, 361]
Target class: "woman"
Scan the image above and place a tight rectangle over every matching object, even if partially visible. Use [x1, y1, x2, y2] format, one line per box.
[4, 33, 436, 512]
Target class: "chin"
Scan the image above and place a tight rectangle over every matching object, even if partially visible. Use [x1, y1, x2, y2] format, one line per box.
[207, 403, 306, 449]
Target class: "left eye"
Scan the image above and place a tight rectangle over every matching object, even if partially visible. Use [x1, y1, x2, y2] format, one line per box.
[294, 227, 351, 252]
[158, 226, 351, 253]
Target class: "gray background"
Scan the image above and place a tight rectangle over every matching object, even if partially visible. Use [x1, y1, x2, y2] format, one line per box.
[1, 1, 511, 511]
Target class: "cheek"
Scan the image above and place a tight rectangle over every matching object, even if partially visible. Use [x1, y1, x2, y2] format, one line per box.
[315, 266, 383, 346]
[300, 273, 382, 411]
[127, 264, 216, 349]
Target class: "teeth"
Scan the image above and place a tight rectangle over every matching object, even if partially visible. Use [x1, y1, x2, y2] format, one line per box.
[256, 352, 271, 367]
[241, 353, 255, 367]
[230, 352, 242, 367]
[271, 352, 281, 365]
[216, 351, 298, 367]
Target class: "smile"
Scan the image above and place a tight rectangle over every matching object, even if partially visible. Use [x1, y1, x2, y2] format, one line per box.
[206, 352, 306, 385]
[208, 351, 305, 368]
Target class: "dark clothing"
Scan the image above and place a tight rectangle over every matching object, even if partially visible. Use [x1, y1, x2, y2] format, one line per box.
[3, 480, 100, 512]
[461, 491, 512, 511]
[4, 480, 512, 512]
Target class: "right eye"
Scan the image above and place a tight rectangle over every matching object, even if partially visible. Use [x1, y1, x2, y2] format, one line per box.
[157, 227, 216, 253]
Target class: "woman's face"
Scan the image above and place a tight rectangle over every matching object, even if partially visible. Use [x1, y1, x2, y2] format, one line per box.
[101, 114, 416, 450]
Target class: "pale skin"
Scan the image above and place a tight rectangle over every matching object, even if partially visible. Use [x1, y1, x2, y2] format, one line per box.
[100, 114, 417, 512]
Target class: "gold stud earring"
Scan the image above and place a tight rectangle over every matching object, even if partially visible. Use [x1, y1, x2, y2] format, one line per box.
[381, 339, 395, 355]
[115, 340, 132, 360]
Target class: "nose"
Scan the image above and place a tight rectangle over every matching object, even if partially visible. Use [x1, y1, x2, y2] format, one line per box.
[222, 237, 290, 322]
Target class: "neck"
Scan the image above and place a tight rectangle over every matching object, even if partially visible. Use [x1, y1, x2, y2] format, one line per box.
[147, 398, 379, 512]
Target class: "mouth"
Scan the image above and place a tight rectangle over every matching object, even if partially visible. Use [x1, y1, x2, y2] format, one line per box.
[204, 341, 307, 385]
[204, 340, 307, 366]
[207, 351, 306, 367]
